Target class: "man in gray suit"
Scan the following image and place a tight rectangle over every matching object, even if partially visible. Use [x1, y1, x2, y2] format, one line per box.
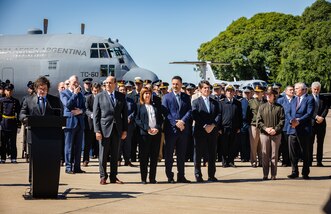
[93, 76, 128, 185]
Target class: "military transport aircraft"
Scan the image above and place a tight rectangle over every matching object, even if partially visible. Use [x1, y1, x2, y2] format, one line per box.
[170, 61, 267, 89]
[0, 19, 158, 99]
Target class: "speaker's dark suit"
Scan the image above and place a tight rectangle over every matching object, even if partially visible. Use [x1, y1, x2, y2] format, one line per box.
[19, 93, 62, 182]
[287, 94, 314, 177]
[162, 92, 191, 180]
[192, 96, 221, 180]
[93, 90, 128, 181]
[310, 94, 329, 164]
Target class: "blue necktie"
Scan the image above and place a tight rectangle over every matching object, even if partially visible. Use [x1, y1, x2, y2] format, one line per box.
[110, 93, 115, 106]
[176, 94, 181, 108]
[39, 97, 45, 115]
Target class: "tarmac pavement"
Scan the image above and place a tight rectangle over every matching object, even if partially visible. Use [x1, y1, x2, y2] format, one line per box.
[0, 115, 330, 214]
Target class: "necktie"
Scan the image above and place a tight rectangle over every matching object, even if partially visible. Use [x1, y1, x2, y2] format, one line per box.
[204, 97, 210, 113]
[110, 93, 115, 106]
[176, 93, 181, 108]
[296, 96, 300, 110]
[39, 97, 45, 115]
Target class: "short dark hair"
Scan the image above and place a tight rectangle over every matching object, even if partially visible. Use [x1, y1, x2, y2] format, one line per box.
[198, 80, 211, 89]
[92, 82, 101, 90]
[34, 76, 50, 90]
[172, 76, 182, 83]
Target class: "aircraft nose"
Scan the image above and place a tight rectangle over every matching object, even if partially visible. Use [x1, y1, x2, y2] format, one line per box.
[122, 67, 159, 82]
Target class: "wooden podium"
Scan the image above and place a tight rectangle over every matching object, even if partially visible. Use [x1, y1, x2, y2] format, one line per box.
[27, 116, 66, 198]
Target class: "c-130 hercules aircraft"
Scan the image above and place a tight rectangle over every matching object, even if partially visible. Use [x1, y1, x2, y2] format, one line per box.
[0, 19, 159, 98]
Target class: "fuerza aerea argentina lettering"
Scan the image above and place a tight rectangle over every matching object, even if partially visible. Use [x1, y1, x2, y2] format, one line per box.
[0, 47, 87, 57]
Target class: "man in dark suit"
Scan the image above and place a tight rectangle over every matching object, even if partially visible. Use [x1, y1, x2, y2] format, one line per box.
[83, 82, 102, 167]
[19, 76, 62, 182]
[60, 75, 86, 174]
[192, 80, 221, 182]
[287, 82, 315, 179]
[93, 76, 128, 185]
[310, 82, 329, 167]
[162, 76, 192, 183]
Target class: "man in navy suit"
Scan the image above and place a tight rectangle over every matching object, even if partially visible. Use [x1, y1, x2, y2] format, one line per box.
[162, 76, 192, 183]
[277, 85, 295, 167]
[60, 75, 86, 174]
[310, 82, 329, 167]
[287, 82, 314, 179]
[192, 80, 221, 182]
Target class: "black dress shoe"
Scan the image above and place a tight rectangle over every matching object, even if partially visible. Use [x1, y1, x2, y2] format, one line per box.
[110, 178, 124, 184]
[74, 169, 86, 173]
[65, 170, 75, 174]
[196, 177, 204, 183]
[177, 177, 191, 183]
[150, 179, 157, 184]
[229, 163, 236, 168]
[208, 177, 218, 182]
[168, 178, 175, 183]
[287, 174, 299, 179]
[316, 162, 324, 167]
[141, 180, 147, 184]
[262, 176, 268, 180]
[302, 175, 310, 179]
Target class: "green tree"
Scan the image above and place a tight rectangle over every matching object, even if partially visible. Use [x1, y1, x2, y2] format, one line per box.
[198, 0, 331, 92]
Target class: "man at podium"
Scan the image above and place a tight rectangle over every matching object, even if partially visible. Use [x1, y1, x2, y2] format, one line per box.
[19, 76, 62, 183]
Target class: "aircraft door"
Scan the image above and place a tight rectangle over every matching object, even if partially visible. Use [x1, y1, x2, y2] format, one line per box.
[1, 67, 14, 83]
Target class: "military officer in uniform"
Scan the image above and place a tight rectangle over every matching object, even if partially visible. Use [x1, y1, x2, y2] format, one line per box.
[219, 85, 242, 167]
[82, 78, 93, 96]
[0, 83, 21, 163]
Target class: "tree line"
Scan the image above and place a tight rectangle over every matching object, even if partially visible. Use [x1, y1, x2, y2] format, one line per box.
[198, 0, 331, 92]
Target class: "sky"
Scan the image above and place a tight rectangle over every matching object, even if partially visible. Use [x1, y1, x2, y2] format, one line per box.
[0, 0, 317, 84]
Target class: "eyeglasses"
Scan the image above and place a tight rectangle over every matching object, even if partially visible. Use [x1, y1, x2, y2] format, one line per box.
[103, 82, 114, 85]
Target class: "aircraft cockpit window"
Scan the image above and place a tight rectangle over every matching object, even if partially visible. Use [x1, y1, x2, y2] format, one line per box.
[90, 49, 98, 58]
[107, 49, 113, 58]
[99, 43, 105, 48]
[91, 43, 98, 48]
[114, 47, 123, 56]
[105, 43, 110, 48]
[99, 49, 109, 58]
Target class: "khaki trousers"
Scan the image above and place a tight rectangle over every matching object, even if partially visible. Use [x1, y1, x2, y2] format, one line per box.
[260, 133, 281, 177]
[249, 125, 262, 165]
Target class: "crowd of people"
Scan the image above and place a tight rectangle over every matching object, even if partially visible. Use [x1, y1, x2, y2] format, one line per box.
[0, 74, 329, 184]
